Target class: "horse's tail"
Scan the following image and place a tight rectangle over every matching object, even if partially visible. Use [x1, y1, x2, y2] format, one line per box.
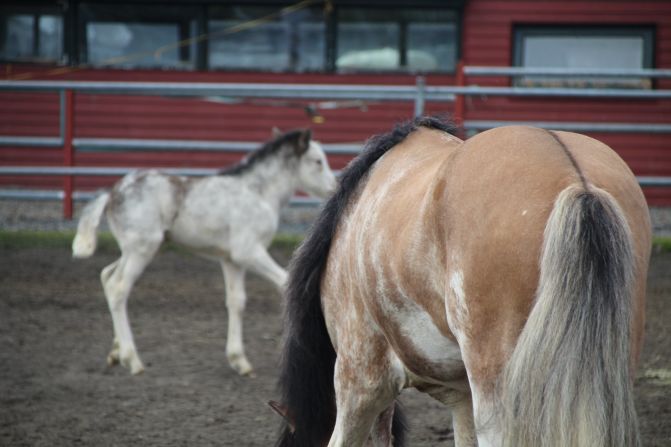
[500, 184, 640, 447]
[275, 117, 455, 447]
[72, 192, 110, 258]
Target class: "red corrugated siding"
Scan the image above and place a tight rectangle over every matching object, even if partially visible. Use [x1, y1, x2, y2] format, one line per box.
[461, 0, 671, 205]
[1, 0, 670, 205]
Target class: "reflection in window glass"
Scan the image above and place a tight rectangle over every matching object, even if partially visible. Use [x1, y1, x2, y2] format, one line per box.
[209, 20, 290, 70]
[515, 28, 653, 88]
[336, 8, 457, 72]
[38, 15, 63, 60]
[524, 36, 643, 69]
[1, 14, 34, 60]
[86, 22, 194, 68]
[337, 22, 399, 69]
[408, 23, 456, 72]
[297, 22, 325, 71]
[80, 4, 197, 69]
[208, 6, 324, 72]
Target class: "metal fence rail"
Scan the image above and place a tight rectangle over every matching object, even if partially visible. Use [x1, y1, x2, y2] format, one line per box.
[1, 65, 670, 216]
[0, 165, 667, 207]
[0, 188, 321, 206]
[463, 66, 671, 78]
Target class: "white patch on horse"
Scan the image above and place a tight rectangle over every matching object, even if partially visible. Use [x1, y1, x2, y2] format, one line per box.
[522, 209, 528, 216]
[449, 268, 469, 324]
[376, 240, 463, 371]
[398, 298, 462, 367]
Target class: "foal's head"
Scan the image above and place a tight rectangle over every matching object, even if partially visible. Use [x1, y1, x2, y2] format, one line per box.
[220, 128, 337, 199]
[278, 128, 337, 199]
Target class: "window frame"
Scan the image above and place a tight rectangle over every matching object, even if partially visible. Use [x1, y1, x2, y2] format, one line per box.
[512, 25, 655, 89]
[0, 4, 65, 64]
[77, 3, 203, 70]
[206, 4, 328, 73]
[331, 4, 461, 74]
[0, 0, 464, 74]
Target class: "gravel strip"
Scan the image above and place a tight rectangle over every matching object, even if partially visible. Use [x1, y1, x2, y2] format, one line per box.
[1, 199, 670, 237]
[0, 199, 320, 235]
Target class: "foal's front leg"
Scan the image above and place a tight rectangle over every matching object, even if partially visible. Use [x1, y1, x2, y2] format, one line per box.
[220, 259, 253, 376]
[231, 243, 288, 290]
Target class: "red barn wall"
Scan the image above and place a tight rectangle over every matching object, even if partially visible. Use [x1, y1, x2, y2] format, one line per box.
[1, 0, 670, 205]
[461, 0, 671, 205]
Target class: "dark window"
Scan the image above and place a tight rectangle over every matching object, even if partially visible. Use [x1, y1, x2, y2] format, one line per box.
[208, 5, 325, 72]
[1, 2, 461, 74]
[0, 6, 64, 63]
[514, 26, 654, 88]
[79, 4, 199, 69]
[336, 7, 457, 73]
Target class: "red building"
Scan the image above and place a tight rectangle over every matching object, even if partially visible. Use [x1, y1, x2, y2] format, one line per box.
[1, 0, 670, 205]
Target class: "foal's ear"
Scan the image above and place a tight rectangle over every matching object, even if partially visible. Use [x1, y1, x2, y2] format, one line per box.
[296, 129, 312, 156]
[271, 126, 283, 138]
[268, 400, 295, 433]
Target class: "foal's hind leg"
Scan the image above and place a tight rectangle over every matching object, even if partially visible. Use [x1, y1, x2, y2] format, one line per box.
[101, 240, 161, 374]
[101, 260, 121, 366]
[220, 259, 253, 376]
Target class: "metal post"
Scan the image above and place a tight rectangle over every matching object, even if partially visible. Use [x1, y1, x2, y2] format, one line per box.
[414, 76, 426, 117]
[62, 89, 74, 219]
[454, 60, 466, 133]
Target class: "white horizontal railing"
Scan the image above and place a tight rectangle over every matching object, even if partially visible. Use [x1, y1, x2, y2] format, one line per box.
[463, 66, 671, 78]
[1, 67, 670, 215]
[0, 166, 667, 186]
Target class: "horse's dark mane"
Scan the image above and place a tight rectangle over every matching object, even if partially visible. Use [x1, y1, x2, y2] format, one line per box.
[275, 116, 456, 447]
[219, 130, 304, 176]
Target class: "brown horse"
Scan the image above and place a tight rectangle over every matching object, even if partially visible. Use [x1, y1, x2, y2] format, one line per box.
[274, 117, 651, 447]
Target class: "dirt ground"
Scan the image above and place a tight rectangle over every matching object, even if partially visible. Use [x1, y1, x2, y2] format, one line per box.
[0, 244, 669, 446]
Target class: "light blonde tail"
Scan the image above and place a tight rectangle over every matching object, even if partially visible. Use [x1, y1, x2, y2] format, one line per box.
[501, 185, 640, 447]
[72, 192, 109, 258]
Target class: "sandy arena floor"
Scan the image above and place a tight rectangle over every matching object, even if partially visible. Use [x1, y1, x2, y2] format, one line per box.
[0, 244, 669, 446]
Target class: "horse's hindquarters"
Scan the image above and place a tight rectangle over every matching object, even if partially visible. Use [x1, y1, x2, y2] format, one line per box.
[443, 126, 650, 446]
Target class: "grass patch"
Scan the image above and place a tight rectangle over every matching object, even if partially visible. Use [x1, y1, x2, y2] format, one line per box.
[653, 236, 671, 253]
[0, 229, 664, 254]
[0, 230, 301, 253]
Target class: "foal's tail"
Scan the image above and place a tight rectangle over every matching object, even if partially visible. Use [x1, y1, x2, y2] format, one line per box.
[72, 192, 110, 258]
[500, 184, 640, 447]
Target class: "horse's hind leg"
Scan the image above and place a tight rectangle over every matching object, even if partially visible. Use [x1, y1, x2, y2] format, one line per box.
[101, 241, 161, 374]
[220, 259, 253, 376]
[451, 396, 477, 447]
[328, 339, 404, 447]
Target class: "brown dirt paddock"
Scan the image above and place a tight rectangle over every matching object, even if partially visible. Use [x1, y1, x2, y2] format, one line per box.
[1, 243, 669, 446]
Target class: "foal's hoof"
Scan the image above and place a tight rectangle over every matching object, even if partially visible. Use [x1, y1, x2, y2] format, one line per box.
[228, 354, 254, 377]
[107, 351, 120, 367]
[123, 357, 145, 375]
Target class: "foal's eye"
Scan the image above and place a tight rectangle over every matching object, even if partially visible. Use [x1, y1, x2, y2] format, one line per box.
[316, 159, 323, 167]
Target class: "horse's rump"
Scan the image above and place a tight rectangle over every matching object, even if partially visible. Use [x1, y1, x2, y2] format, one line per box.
[275, 119, 650, 447]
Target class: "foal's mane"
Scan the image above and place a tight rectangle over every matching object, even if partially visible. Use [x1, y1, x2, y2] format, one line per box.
[276, 116, 456, 447]
[219, 130, 306, 176]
